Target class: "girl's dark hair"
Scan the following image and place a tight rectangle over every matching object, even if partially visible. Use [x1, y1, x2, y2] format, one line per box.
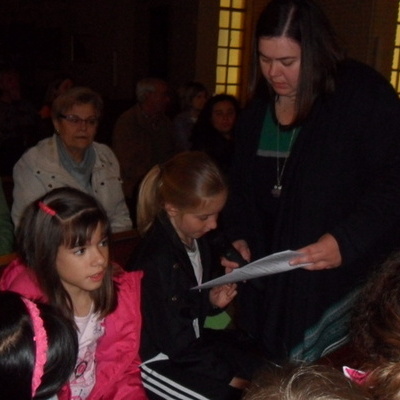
[192, 94, 240, 136]
[254, 0, 344, 123]
[178, 81, 208, 111]
[17, 187, 117, 324]
[137, 151, 227, 235]
[351, 252, 400, 400]
[0, 291, 78, 400]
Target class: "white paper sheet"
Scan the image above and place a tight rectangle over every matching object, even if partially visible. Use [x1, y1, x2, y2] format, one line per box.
[192, 250, 308, 290]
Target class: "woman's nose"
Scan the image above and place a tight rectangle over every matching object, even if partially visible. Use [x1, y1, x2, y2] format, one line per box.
[80, 120, 89, 130]
[269, 61, 280, 77]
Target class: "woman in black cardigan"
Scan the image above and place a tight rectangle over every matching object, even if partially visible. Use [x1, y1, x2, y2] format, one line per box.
[222, 0, 400, 363]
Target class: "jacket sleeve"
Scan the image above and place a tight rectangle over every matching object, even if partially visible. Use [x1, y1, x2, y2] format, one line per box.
[222, 99, 267, 245]
[327, 68, 400, 266]
[11, 150, 47, 231]
[87, 270, 147, 400]
[94, 144, 133, 233]
[137, 250, 233, 383]
[0, 260, 47, 301]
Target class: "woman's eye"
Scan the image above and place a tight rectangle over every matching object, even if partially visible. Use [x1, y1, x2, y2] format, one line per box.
[282, 60, 295, 67]
[259, 56, 271, 64]
[73, 247, 86, 256]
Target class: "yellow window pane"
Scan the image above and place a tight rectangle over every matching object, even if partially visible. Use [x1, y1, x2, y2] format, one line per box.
[232, 0, 245, 9]
[218, 29, 229, 47]
[217, 66, 227, 83]
[226, 85, 239, 97]
[216, 1, 246, 98]
[231, 11, 244, 29]
[230, 30, 243, 48]
[229, 49, 241, 65]
[219, 10, 230, 28]
[391, 71, 398, 88]
[217, 48, 228, 65]
[215, 84, 226, 94]
[396, 27, 400, 47]
[392, 48, 400, 69]
[227, 67, 240, 83]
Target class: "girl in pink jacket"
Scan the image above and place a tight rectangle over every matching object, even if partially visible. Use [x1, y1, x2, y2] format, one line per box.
[1, 187, 147, 400]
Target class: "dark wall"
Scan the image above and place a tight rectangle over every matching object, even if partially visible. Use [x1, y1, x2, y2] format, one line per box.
[0, 0, 200, 104]
[0, 0, 395, 117]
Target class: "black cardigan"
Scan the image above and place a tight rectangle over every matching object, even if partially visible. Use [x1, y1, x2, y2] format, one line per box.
[127, 214, 233, 382]
[223, 59, 400, 360]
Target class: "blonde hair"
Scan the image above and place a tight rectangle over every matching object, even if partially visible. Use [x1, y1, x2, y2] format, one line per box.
[243, 363, 371, 400]
[363, 362, 400, 400]
[136, 151, 227, 235]
[351, 252, 400, 400]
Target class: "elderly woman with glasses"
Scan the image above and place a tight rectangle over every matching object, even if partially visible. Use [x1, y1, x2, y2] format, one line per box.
[11, 86, 132, 232]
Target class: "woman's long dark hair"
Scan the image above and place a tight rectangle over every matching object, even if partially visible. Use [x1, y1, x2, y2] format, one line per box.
[253, 0, 344, 123]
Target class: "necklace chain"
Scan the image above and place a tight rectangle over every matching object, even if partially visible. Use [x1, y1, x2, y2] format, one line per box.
[272, 124, 297, 198]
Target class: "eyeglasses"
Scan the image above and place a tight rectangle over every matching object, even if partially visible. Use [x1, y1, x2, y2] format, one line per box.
[59, 114, 99, 126]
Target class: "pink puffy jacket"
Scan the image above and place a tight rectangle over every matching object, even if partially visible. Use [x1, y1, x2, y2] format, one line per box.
[0, 259, 148, 400]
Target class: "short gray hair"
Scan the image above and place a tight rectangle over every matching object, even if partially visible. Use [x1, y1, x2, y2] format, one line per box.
[136, 77, 166, 104]
[52, 86, 103, 120]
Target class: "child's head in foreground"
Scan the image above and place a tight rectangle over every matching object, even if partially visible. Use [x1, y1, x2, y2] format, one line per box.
[242, 363, 371, 400]
[351, 251, 400, 400]
[0, 290, 78, 400]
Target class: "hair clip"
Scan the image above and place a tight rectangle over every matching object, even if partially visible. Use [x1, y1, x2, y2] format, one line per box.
[21, 297, 49, 397]
[38, 201, 57, 216]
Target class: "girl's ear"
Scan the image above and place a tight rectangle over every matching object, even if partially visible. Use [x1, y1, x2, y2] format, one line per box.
[165, 203, 179, 217]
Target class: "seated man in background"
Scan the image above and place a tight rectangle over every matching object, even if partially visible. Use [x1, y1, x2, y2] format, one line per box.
[112, 77, 177, 220]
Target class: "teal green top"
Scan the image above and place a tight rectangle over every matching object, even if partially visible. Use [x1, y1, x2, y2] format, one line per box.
[0, 180, 14, 255]
[257, 108, 299, 158]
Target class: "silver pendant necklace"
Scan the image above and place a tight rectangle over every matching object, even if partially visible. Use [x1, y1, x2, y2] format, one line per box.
[271, 124, 297, 198]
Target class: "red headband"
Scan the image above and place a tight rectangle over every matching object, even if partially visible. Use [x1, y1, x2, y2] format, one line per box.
[38, 201, 56, 216]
